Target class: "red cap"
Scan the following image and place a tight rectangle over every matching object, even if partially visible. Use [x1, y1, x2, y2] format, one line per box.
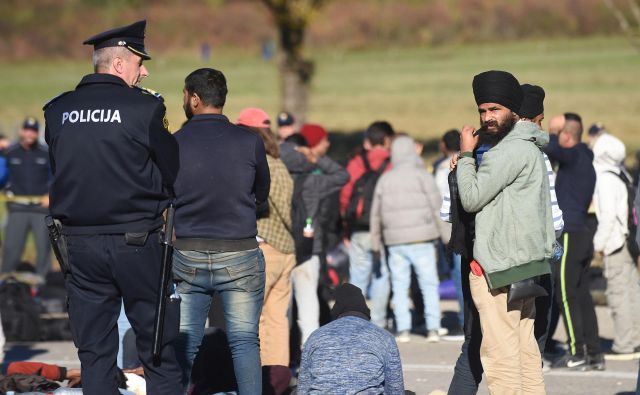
[237, 107, 271, 128]
[300, 123, 328, 148]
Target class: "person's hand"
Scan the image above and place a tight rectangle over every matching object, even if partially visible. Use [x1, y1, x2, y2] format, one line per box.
[41, 194, 50, 208]
[592, 250, 604, 268]
[123, 366, 145, 376]
[460, 125, 479, 153]
[449, 153, 460, 171]
[342, 237, 351, 248]
[295, 146, 317, 163]
[66, 368, 81, 387]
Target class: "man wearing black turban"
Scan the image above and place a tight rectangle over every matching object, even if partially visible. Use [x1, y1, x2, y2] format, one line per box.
[452, 70, 552, 394]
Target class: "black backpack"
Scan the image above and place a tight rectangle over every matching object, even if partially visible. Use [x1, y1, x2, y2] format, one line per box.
[608, 170, 639, 260]
[0, 280, 42, 341]
[290, 173, 314, 265]
[345, 153, 390, 232]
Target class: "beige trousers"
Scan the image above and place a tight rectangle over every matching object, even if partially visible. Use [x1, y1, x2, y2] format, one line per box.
[259, 243, 296, 366]
[470, 272, 545, 395]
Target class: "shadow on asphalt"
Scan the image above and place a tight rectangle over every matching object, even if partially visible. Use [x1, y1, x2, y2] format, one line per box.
[2, 344, 48, 371]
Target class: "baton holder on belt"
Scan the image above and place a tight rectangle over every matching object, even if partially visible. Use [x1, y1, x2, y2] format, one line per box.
[45, 216, 71, 277]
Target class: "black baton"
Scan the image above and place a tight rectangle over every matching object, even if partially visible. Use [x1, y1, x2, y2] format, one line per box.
[152, 203, 176, 365]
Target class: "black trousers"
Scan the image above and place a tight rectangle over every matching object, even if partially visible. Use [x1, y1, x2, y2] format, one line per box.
[534, 273, 554, 354]
[555, 230, 601, 356]
[448, 256, 483, 395]
[66, 233, 182, 395]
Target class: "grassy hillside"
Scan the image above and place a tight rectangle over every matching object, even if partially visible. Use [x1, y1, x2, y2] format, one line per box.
[1, 35, 639, 151]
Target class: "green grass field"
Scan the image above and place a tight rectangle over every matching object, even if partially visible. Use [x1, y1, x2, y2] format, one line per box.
[0, 35, 638, 265]
[1, 35, 639, 150]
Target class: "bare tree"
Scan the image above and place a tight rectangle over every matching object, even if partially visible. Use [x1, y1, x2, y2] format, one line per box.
[603, 0, 640, 50]
[262, 0, 329, 125]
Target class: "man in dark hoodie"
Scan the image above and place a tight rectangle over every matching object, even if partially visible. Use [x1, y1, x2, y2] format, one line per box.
[296, 283, 404, 394]
[545, 113, 604, 371]
[280, 124, 349, 346]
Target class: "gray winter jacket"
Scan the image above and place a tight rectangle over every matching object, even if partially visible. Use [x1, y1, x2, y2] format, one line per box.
[370, 135, 451, 253]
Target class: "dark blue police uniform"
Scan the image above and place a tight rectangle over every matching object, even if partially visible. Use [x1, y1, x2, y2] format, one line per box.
[43, 20, 182, 395]
[1, 129, 52, 276]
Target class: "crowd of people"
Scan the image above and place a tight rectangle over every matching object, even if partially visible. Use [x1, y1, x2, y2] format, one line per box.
[0, 19, 638, 395]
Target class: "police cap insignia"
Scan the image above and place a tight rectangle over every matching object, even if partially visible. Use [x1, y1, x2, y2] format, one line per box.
[83, 20, 151, 60]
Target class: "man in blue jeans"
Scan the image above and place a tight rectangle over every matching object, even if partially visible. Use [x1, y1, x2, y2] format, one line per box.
[172, 68, 270, 394]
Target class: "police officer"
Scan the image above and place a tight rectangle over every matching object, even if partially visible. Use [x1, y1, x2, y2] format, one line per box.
[43, 20, 182, 395]
[1, 117, 51, 277]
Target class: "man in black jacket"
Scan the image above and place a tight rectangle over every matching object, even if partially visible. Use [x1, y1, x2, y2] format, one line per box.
[172, 68, 270, 394]
[2, 117, 51, 276]
[545, 113, 604, 371]
[44, 20, 182, 395]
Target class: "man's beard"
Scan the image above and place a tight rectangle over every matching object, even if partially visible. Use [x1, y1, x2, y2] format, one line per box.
[480, 115, 516, 146]
[183, 102, 194, 119]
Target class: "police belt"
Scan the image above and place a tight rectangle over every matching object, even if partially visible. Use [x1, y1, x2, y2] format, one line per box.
[173, 237, 258, 252]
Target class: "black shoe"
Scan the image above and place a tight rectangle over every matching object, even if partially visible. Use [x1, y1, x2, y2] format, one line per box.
[587, 353, 605, 371]
[551, 353, 588, 370]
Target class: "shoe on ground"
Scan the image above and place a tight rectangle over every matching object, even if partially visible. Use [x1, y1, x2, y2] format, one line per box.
[587, 353, 605, 370]
[604, 349, 640, 361]
[551, 353, 588, 370]
[426, 330, 441, 343]
[437, 327, 449, 336]
[442, 327, 464, 342]
[395, 330, 411, 343]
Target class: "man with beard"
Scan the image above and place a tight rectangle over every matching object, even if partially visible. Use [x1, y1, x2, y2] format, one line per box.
[172, 68, 270, 394]
[43, 20, 182, 394]
[455, 70, 553, 394]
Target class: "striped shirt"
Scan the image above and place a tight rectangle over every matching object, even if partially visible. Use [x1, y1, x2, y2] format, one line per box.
[440, 152, 564, 233]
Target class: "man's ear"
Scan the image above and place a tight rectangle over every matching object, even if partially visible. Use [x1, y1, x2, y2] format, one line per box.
[191, 93, 200, 108]
[112, 56, 124, 75]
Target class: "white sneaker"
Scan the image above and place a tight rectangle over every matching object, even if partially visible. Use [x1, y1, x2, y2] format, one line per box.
[395, 330, 411, 343]
[426, 330, 440, 343]
[437, 327, 449, 336]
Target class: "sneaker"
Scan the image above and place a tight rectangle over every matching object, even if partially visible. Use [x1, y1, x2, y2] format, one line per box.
[426, 330, 440, 343]
[437, 327, 449, 336]
[395, 330, 411, 343]
[442, 327, 464, 342]
[551, 353, 588, 370]
[587, 353, 605, 371]
[604, 349, 640, 361]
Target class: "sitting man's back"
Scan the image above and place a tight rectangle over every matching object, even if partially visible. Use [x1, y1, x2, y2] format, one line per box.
[297, 284, 404, 395]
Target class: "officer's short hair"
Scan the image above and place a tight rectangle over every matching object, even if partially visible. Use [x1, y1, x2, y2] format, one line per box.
[184, 68, 227, 109]
[365, 121, 394, 146]
[92, 47, 132, 73]
[442, 129, 460, 152]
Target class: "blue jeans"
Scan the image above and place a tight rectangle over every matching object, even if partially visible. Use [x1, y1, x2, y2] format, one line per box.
[348, 231, 390, 328]
[451, 253, 464, 328]
[388, 242, 441, 332]
[173, 248, 265, 395]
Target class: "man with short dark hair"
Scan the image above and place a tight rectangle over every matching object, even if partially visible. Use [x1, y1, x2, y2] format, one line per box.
[43, 20, 182, 394]
[172, 67, 270, 394]
[456, 70, 552, 393]
[340, 120, 394, 328]
[2, 117, 51, 276]
[545, 112, 604, 370]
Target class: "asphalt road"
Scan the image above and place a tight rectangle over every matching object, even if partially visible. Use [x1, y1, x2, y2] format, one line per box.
[3, 301, 638, 394]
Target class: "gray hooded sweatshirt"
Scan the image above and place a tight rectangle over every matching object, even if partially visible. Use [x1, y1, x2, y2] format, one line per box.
[370, 135, 450, 253]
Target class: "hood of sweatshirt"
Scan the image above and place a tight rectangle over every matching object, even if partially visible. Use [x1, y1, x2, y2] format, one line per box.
[592, 132, 625, 173]
[391, 135, 422, 168]
[500, 120, 550, 149]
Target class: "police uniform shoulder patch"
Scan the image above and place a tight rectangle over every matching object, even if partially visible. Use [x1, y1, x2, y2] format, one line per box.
[134, 86, 164, 102]
[42, 91, 72, 110]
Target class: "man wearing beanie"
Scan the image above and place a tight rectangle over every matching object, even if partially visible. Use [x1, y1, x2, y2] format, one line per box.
[455, 70, 553, 394]
[279, 123, 348, 347]
[297, 284, 404, 394]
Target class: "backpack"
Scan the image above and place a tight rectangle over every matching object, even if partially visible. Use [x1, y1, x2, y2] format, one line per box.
[608, 170, 639, 260]
[290, 173, 314, 265]
[0, 280, 42, 341]
[345, 153, 390, 232]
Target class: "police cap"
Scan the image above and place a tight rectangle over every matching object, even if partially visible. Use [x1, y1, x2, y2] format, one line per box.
[83, 20, 151, 60]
